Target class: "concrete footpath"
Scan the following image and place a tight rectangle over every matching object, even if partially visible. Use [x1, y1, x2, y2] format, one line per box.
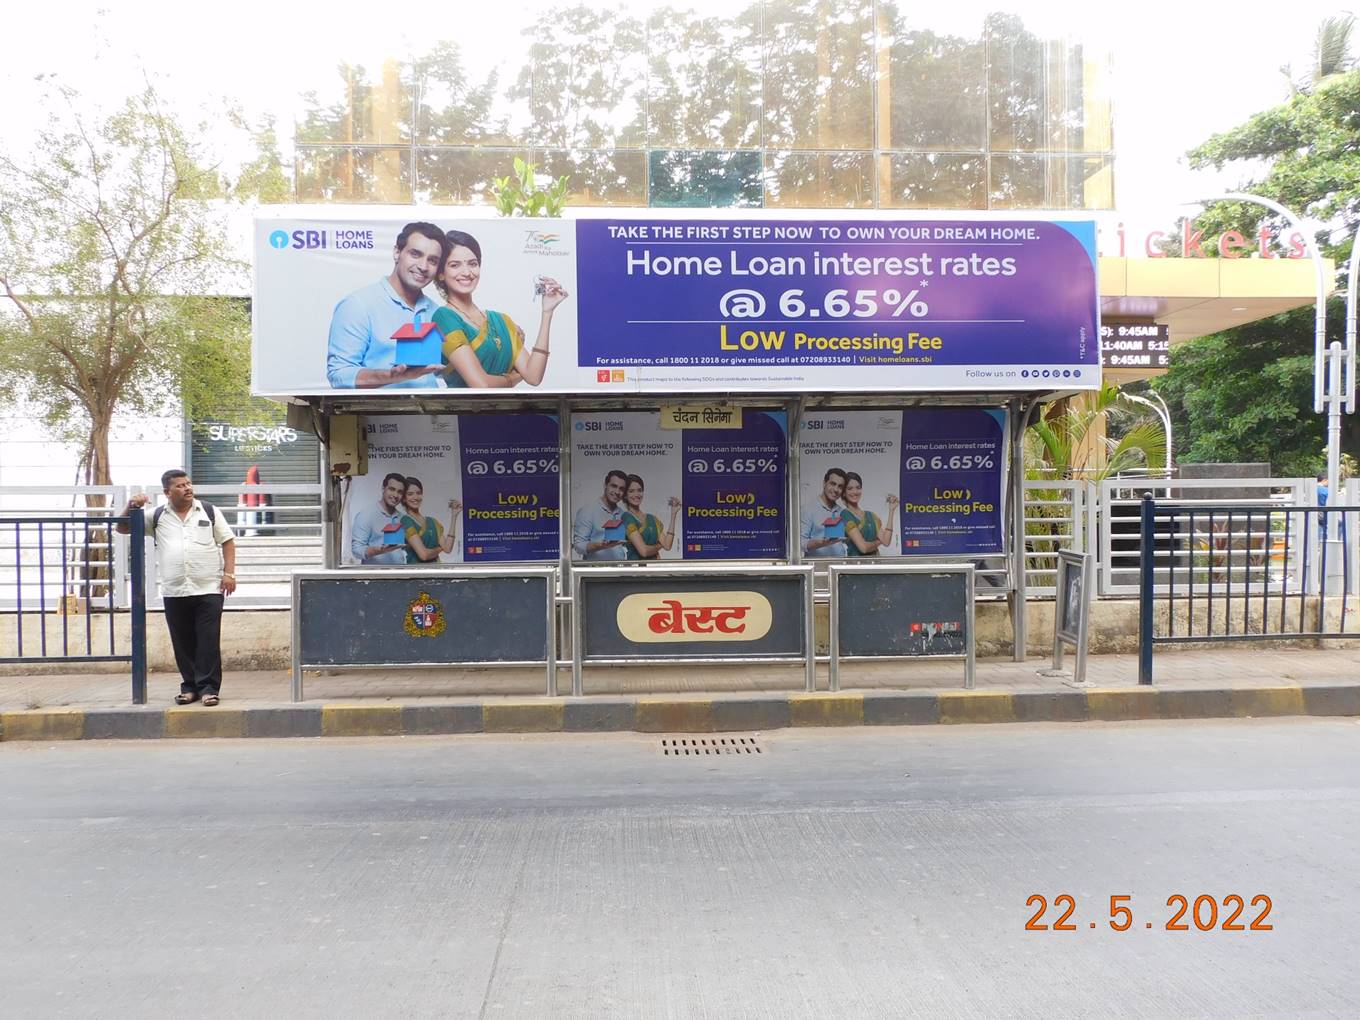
[1, 647, 1357, 741]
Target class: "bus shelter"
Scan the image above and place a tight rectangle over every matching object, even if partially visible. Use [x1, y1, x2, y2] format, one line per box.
[253, 209, 1099, 697]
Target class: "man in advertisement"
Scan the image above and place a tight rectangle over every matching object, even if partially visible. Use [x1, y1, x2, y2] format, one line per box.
[326, 223, 449, 390]
[351, 473, 410, 565]
[801, 467, 848, 558]
[572, 470, 630, 561]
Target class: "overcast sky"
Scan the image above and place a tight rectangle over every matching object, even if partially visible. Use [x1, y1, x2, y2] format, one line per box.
[0, 0, 1350, 216]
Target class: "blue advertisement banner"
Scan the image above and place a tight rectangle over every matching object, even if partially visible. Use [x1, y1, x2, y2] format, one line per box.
[457, 414, 561, 562]
[343, 414, 559, 566]
[797, 408, 1005, 559]
[254, 212, 1099, 397]
[570, 410, 787, 561]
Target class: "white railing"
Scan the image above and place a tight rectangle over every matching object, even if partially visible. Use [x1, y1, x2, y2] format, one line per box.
[129, 482, 326, 610]
[1022, 479, 1094, 595]
[1097, 476, 1313, 596]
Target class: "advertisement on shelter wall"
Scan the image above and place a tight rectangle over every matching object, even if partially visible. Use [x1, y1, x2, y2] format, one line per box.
[253, 212, 1100, 397]
[341, 414, 559, 566]
[569, 409, 788, 562]
[797, 409, 1005, 557]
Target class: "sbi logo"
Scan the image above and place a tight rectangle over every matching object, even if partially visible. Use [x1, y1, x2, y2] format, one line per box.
[268, 229, 329, 251]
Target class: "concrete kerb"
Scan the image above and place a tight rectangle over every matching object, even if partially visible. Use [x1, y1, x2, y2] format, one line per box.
[0, 685, 1356, 742]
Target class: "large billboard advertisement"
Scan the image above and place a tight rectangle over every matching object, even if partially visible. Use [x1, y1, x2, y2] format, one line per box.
[253, 213, 1099, 396]
[797, 409, 1006, 557]
[342, 414, 560, 565]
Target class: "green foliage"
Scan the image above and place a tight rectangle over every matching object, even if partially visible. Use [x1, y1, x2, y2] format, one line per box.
[0, 83, 261, 484]
[490, 157, 569, 217]
[1025, 383, 1168, 480]
[1165, 59, 1360, 476]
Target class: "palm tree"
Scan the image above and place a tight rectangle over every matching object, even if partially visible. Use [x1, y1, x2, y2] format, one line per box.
[1281, 13, 1355, 95]
[1026, 383, 1168, 482]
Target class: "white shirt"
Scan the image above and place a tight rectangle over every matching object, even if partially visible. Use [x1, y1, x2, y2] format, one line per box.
[154, 500, 236, 597]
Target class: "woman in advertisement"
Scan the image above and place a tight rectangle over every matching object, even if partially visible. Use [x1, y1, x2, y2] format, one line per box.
[841, 472, 899, 556]
[400, 477, 463, 564]
[621, 474, 681, 561]
[432, 229, 569, 388]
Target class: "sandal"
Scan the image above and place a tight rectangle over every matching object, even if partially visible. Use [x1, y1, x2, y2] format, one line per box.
[202, 694, 220, 707]
[175, 691, 199, 705]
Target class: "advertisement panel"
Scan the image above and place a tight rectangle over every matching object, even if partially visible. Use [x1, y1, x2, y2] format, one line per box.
[342, 414, 559, 565]
[797, 408, 1005, 557]
[253, 213, 1099, 396]
[569, 409, 788, 562]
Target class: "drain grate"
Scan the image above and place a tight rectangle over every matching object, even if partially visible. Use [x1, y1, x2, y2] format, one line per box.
[661, 736, 762, 756]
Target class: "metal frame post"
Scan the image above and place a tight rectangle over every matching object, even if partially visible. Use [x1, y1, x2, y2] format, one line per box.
[128, 507, 148, 705]
[1138, 494, 1155, 685]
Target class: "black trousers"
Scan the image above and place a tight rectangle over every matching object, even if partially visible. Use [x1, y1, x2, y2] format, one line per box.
[162, 594, 224, 695]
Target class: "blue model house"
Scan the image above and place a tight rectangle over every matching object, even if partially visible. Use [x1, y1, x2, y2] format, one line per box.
[392, 321, 444, 366]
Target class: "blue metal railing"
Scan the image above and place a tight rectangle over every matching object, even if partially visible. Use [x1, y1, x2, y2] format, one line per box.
[1138, 496, 1356, 684]
[0, 509, 147, 703]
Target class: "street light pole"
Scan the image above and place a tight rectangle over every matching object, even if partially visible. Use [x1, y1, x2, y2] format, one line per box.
[1191, 193, 1346, 589]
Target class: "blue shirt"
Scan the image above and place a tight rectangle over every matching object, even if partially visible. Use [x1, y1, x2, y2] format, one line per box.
[800, 499, 847, 557]
[326, 277, 442, 389]
[351, 503, 407, 565]
[572, 500, 629, 561]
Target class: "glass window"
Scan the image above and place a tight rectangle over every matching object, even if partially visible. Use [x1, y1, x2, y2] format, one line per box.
[765, 152, 874, 208]
[989, 154, 1046, 209]
[1047, 156, 1114, 210]
[295, 147, 412, 204]
[762, 0, 875, 150]
[414, 149, 527, 206]
[648, 151, 763, 208]
[508, 14, 648, 149]
[886, 26, 986, 151]
[295, 61, 411, 146]
[646, 9, 762, 150]
[879, 153, 986, 210]
[412, 42, 516, 147]
[986, 13, 1045, 152]
[533, 149, 648, 207]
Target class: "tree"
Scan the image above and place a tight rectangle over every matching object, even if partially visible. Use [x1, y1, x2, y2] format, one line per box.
[1026, 384, 1168, 481]
[0, 82, 258, 487]
[490, 156, 569, 216]
[1153, 63, 1360, 475]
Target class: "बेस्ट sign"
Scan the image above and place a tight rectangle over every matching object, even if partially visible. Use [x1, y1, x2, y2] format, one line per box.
[578, 573, 807, 661]
[252, 213, 1099, 397]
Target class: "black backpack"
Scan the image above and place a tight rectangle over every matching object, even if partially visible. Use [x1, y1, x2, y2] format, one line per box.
[150, 501, 216, 543]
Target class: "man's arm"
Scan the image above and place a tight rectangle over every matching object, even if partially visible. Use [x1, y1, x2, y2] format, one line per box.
[350, 511, 373, 562]
[220, 539, 237, 595]
[327, 293, 440, 389]
[571, 507, 592, 559]
[799, 505, 818, 554]
[114, 493, 151, 536]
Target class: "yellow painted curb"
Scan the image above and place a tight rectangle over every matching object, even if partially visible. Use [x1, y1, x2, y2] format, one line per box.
[0, 710, 85, 741]
[1230, 686, 1306, 718]
[1084, 689, 1160, 721]
[483, 702, 564, 733]
[938, 692, 1015, 725]
[635, 699, 715, 733]
[320, 705, 402, 737]
[165, 708, 246, 739]
[789, 694, 864, 727]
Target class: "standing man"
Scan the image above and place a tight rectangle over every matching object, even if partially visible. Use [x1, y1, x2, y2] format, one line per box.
[118, 471, 236, 706]
[351, 473, 409, 566]
[572, 470, 630, 561]
[326, 222, 449, 390]
[801, 467, 848, 558]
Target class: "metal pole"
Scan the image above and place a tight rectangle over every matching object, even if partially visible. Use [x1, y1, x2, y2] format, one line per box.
[827, 566, 840, 692]
[1344, 221, 1359, 414]
[1325, 342, 1346, 592]
[1137, 494, 1155, 685]
[129, 508, 148, 705]
[1124, 392, 1173, 474]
